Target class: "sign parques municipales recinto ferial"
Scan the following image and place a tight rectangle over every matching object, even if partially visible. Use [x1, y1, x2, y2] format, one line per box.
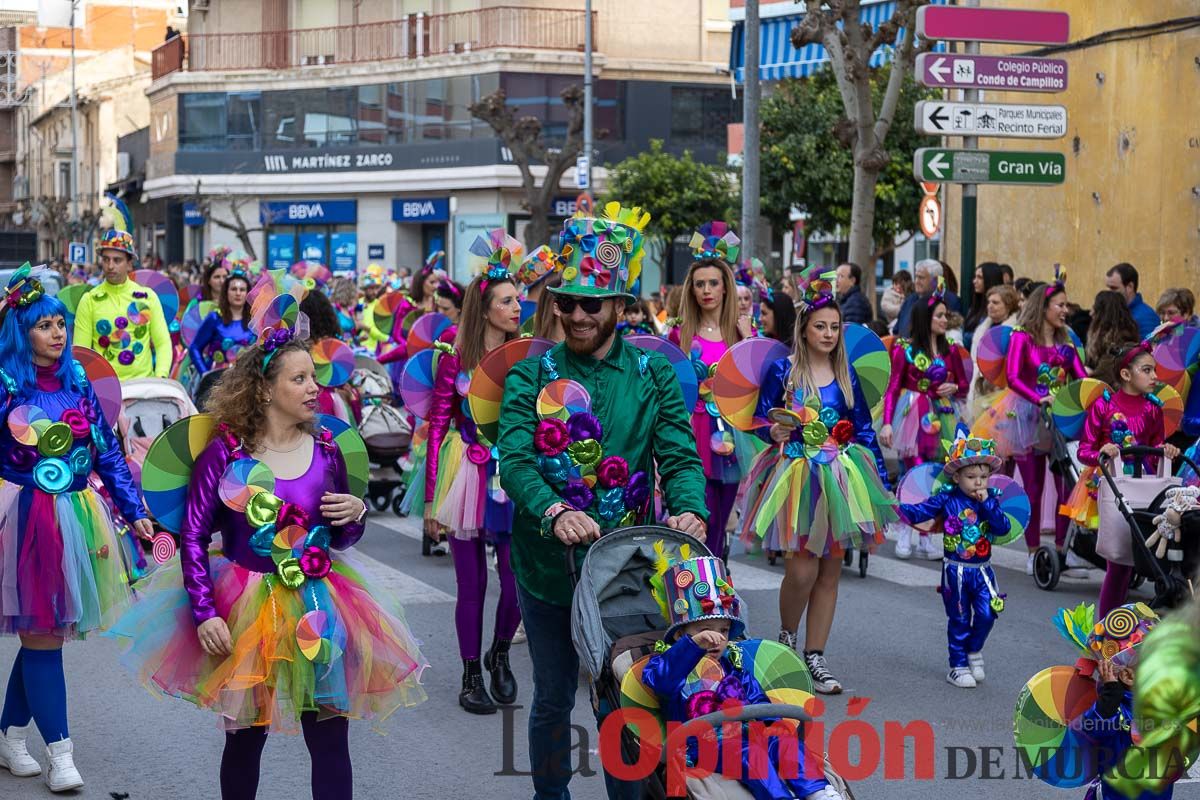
[916, 53, 1067, 92]
[914, 101, 1067, 139]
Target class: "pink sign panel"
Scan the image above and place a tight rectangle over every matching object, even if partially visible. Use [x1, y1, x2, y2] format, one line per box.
[917, 6, 1070, 46]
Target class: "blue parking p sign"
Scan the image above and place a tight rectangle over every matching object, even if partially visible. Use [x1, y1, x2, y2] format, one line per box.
[68, 242, 87, 264]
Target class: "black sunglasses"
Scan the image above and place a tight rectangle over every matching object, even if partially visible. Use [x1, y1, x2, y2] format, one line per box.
[554, 295, 605, 315]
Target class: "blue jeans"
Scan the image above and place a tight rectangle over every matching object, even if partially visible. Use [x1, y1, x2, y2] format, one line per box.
[517, 585, 641, 800]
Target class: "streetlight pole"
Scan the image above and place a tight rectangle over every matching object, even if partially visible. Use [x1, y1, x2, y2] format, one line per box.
[740, 0, 760, 263]
[583, 0, 593, 193]
[69, 0, 79, 228]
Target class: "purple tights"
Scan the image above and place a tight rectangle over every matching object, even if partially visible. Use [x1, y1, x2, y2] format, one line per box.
[705, 480, 738, 559]
[220, 714, 351, 800]
[1016, 453, 1070, 549]
[1098, 563, 1133, 617]
[449, 534, 521, 660]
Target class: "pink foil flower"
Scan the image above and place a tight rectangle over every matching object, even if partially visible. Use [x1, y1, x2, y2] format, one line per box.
[534, 418, 570, 456]
[596, 456, 629, 488]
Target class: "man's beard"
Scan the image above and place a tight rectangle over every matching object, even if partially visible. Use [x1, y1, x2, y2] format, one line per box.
[564, 304, 618, 356]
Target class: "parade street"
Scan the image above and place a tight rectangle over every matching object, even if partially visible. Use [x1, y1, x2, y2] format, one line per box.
[1, 513, 1188, 800]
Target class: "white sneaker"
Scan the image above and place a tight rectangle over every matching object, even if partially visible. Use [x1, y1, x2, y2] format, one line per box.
[947, 667, 977, 688]
[1065, 550, 1090, 570]
[0, 724, 41, 777]
[511, 621, 526, 645]
[43, 739, 82, 793]
[919, 534, 943, 561]
[967, 652, 986, 682]
[895, 528, 913, 559]
[1026, 553, 1036, 576]
[804, 786, 845, 800]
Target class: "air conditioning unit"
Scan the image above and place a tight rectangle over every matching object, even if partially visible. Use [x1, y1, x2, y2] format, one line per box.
[116, 152, 130, 180]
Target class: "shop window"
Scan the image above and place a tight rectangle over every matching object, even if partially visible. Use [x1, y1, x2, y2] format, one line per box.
[227, 92, 261, 151]
[179, 92, 228, 150]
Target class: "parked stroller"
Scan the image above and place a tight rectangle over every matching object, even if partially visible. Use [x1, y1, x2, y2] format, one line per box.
[570, 526, 853, 800]
[353, 355, 412, 515]
[118, 378, 199, 482]
[1033, 422, 1110, 589]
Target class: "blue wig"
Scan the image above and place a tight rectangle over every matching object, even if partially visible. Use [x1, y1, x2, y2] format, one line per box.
[0, 293, 80, 397]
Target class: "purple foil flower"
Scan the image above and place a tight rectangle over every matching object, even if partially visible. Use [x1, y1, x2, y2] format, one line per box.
[566, 412, 603, 442]
[927, 362, 948, 384]
[623, 470, 650, 510]
[117, 350, 135, 366]
[561, 481, 595, 511]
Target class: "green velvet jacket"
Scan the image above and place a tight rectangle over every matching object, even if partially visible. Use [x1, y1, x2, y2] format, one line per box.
[498, 335, 708, 607]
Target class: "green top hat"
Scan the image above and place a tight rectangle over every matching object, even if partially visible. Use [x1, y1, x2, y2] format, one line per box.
[548, 201, 650, 304]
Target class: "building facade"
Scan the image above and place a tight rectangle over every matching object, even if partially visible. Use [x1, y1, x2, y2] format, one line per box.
[147, 0, 737, 289]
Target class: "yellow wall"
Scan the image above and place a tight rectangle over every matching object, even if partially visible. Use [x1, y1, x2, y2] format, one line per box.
[940, 0, 1199, 303]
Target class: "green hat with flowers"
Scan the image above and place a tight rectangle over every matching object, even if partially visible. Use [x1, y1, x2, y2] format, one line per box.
[548, 201, 650, 304]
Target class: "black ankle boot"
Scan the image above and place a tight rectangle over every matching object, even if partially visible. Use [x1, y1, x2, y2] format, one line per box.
[459, 659, 496, 715]
[484, 640, 517, 705]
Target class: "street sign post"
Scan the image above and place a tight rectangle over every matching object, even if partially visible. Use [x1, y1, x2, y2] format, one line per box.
[919, 195, 942, 238]
[68, 241, 87, 264]
[913, 149, 1065, 185]
[575, 155, 590, 190]
[915, 101, 1067, 139]
[916, 5, 1070, 45]
[916, 53, 1067, 92]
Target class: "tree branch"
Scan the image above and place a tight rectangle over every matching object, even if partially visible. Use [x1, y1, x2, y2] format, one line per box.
[873, 4, 919, 142]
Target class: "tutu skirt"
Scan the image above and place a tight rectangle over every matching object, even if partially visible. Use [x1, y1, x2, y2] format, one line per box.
[399, 447, 426, 518]
[890, 390, 963, 461]
[108, 552, 426, 732]
[433, 430, 512, 540]
[742, 444, 897, 557]
[0, 481, 139, 638]
[1060, 466, 1101, 530]
[971, 389, 1048, 458]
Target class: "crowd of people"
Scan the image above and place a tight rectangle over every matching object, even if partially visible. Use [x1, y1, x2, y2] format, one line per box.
[0, 215, 1194, 800]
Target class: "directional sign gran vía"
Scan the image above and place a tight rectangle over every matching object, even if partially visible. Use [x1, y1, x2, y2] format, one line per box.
[913, 149, 1066, 186]
[915, 101, 1067, 139]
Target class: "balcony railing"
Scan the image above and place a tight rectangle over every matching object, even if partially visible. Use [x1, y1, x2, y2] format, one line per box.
[153, 7, 593, 77]
[152, 35, 185, 80]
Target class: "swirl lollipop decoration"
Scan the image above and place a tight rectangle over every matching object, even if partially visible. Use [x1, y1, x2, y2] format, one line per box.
[151, 531, 177, 564]
[254, 294, 300, 335]
[467, 337, 555, 446]
[975, 325, 1012, 388]
[1013, 665, 1098, 788]
[318, 414, 369, 499]
[406, 312, 454, 357]
[843, 325, 891, 409]
[142, 415, 217, 533]
[72, 346, 123, 427]
[711, 338, 789, 431]
[372, 292, 410, 340]
[399, 348, 438, 420]
[536, 380, 592, 421]
[296, 609, 345, 664]
[1050, 378, 1110, 440]
[625, 335, 700, 411]
[219, 458, 277, 512]
[8, 404, 49, 446]
[1154, 384, 1185, 438]
[312, 339, 355, 388]
[989, 474, 1030, 546]
[133, 269, 181, 324]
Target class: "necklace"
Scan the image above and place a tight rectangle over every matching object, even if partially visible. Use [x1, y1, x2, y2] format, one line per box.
[259, 437, 308, 454]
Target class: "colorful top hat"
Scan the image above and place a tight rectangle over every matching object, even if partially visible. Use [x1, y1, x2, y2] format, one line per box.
[1054, 602, 1159, 670]
[649, 541, 745, 641]
[98, 229, 136, 258]
[549, 201, 649, 303]
[944, 430, 1004, 476]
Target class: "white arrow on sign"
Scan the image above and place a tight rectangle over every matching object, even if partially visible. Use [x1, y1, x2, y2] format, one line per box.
[926, 152, 949, 179]
[927, 57, 950, 83]
[914, 101, 1069, 139]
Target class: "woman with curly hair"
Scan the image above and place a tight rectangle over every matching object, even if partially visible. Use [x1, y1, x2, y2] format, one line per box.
[110, 331, 426, 800]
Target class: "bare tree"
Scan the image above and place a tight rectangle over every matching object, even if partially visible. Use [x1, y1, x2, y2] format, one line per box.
[24, 197, 98, 259]
[793, 0, 931, 295]
[470, 85, 585, 251]
[187, 180, 274, 261]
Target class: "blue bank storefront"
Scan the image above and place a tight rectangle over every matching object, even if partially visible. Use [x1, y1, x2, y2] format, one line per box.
[262, 199, 359, 274]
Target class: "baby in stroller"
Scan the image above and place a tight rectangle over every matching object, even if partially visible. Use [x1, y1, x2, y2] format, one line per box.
[643, 544, 842, 800]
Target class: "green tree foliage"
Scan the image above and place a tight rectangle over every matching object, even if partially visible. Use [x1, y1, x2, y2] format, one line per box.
[761, 64, 937, 256]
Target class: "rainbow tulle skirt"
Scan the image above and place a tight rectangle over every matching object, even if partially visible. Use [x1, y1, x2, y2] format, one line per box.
[741, 444, 896, 557]
[108, 551, 427, 733]
[971, 389, 1048, 458]
[889, 390, 964, 461]
[1060, 465, 1101, 530]
[0, 480, 139, 638]
[432, 430, 512, 539]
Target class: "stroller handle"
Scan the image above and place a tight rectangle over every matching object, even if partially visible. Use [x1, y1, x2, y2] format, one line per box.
[1099, 446, 1200, 481]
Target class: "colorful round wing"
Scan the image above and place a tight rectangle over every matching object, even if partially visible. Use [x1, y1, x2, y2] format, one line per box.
[989, 474, 1030, 547]
[1013, 665, 1098, 788]
[625, 335, 699, 411]
[142, 415, 217, 533]
[218, 457, 276, 512]
[371, 293, 408, 339]
[406, 313, 453, 356]
[710, 338, 789, 431]
[468, 337, 555, 446]
[399, 348, 437, 420]
[896, 462, 947, 507]
[738, 639, 813, 697]
[256, 294, 299, 333]
[133, 269, 181, 323]
[318, 414, 368, 499]
[1154, 384, 1184, 438]
[72, 345, 123, 426]
[1050, 378, 1109, 440]
[1152, 324, 1200, 396]
[952, 343, 974, 386]
[180, 300, 217, 346]
[399, 308, 423, 341]
[843, 325, 890, 409]
[620, 656, 666, 743]
[536, 379, 592, 421]
[312, 338, 355, 388]
[976, 325, 1012, 388]
[57, 284, 89, 317]
[1067, 328, 1086, 365]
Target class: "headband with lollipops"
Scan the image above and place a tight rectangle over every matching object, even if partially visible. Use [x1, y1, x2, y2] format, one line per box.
[1043, 264, 1067, 299]
[794, 264, 838, 314]
[469, 229, 524, 294]
[689, 221, 740, 267]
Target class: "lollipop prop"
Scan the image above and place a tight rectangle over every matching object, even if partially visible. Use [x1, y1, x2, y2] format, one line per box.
[1050, 378, 1110, 440]
[1013, 665, 1098, 788]
[975, 325, 1012, 388]
[625, 335, 699, 411]
[72, 345, 123, 426]
[467, 337, 555, 446]
[843, 325, 891, 409]
[318, 414, 369, 498]
[142, 415, 217, 533]
[399, 348, 438, 420]
[711, 338, 789, 431]
[133, 269, 181, 324]
[312, 338, 355, 388]
[406, 313, 454, 357]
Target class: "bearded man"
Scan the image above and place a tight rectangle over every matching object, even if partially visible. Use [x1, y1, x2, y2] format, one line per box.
[498, 203, 707, 800]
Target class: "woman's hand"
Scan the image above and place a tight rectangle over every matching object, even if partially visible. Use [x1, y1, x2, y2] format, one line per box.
[423, 510, 443, 540]
[736, 315, 754, 339]
[1099, 443, 1121, 460]
[132, 518, 155, 541]
[197, 617, 232, 657]
[936, 382, 958, 398]
[879, 424, 894, 449]
[769, 423, 793, 444]
[1164, 443, 1181, 460]
[1038, 395, 1054, 407]
[320, 493, 367, 526]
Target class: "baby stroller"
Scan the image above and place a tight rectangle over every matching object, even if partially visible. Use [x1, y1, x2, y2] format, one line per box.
[118, 378, 199, 481]
[353, 355, 412, 515]
[570, 526, 853, 800]
[1033, 422, 1111, 589]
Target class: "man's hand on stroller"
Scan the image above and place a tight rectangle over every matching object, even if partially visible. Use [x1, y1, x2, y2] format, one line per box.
[553, 510, 601, 545]
[666, 513, 705, 538]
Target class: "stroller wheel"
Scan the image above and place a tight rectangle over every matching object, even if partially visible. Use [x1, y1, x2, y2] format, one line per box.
[370, 493, 390, 512]
[1033, 546, 1060, 590]
[391, 494, 405, 517]
[843, 549, 853, 567]
[1129, 574, 1146, 591]
[859, 550, 868, 578]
